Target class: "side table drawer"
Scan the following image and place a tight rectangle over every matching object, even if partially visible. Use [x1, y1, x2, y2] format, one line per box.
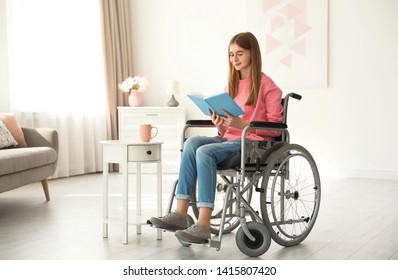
[128, 145, 161, 162]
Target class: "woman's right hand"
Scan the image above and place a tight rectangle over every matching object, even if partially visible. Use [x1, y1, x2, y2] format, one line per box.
[209, 109, 226, 135]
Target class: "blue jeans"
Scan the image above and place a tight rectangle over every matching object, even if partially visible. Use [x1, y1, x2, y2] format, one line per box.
[175, 136, 241, 209]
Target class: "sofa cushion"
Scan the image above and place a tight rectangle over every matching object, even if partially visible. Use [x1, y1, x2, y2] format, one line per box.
[0, 147, 57, 176]
[0, 113, 28, 148]
[0, 120, 18, 149]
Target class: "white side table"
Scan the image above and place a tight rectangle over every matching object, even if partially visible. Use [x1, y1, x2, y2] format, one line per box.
[101, 140, 163, 244]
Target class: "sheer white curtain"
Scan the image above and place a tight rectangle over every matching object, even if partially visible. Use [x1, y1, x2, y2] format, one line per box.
[7, 0, 107, 178]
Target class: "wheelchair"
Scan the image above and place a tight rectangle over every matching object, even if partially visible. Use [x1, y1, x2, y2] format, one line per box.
[162, 92, 321, 257]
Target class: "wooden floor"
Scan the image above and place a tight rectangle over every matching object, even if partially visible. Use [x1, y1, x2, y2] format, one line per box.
[0, 172, 397, 260]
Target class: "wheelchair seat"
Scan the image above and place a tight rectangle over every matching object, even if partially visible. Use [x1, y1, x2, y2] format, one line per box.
[217, 141, 287, 172]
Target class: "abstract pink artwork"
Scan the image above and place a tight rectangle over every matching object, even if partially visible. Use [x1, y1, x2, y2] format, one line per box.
[247, 0, 328, 88]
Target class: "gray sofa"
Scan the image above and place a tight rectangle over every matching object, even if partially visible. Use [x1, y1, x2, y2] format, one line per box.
[0, 127, 58, 201]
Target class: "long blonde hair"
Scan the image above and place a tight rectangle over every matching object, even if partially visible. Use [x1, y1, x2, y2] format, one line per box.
[227, 32, 262, 106]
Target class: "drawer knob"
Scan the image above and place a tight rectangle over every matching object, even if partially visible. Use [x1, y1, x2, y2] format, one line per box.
[146, 150, 152, 155]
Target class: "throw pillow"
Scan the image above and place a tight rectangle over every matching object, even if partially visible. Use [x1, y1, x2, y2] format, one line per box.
[0, 120, 18, 149]
[0, 113, 28, 147]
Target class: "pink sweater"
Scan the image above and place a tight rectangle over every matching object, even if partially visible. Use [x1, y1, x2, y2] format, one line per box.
[223, 73, 283, 141]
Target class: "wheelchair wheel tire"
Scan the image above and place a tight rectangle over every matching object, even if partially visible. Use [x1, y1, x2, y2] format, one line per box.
[260, 144, 321, 247]
[235, 222, 271, 257]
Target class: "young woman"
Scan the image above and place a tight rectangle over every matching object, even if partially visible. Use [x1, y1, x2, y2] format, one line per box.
[150, 32, 283, 243]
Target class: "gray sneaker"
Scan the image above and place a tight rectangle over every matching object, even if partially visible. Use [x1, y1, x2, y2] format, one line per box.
[149, 212, 187, 231]
[175, 223, 211, 244]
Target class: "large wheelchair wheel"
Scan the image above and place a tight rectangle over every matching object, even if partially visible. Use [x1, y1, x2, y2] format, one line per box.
[260, 144, 321, 247]
[191, 176, 254, 235]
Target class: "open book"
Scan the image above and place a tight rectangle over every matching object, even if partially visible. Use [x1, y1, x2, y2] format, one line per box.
[187, 92, 244, 117]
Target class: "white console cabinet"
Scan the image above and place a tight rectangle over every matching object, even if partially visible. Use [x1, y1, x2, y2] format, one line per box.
[118, 106, 185, 173]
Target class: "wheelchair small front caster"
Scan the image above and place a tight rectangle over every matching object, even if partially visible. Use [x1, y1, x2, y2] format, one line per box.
[235, 222, 271, 257]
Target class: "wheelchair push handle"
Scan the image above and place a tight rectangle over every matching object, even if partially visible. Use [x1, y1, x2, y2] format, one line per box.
[287, 92, 302, 100]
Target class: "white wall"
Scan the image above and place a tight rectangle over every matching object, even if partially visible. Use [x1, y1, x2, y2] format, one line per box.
[130, 0, 398, 180]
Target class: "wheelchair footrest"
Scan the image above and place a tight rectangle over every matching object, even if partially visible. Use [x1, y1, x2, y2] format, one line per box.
[177, 237, 209, 245]
[176, 237, 221, 251]
[208, 239, 221, 250]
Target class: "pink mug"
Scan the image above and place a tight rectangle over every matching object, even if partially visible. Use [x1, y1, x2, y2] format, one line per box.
[139, 124, 158, 142]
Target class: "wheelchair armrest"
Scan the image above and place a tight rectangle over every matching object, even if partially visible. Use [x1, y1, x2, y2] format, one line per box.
[249, 121, 287, 130]
[185, 120, 215, 127]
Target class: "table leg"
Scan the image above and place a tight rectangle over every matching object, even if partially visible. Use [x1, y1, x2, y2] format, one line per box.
[136, 162, 142, 234]
[122, 161, 128, 244]
[103, 161, 109, 238]
[157, 161, 162, 240]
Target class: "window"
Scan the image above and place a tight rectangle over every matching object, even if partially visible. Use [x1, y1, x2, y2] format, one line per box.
[7, 0, 106, 113]
[6, 0, 107, 177]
